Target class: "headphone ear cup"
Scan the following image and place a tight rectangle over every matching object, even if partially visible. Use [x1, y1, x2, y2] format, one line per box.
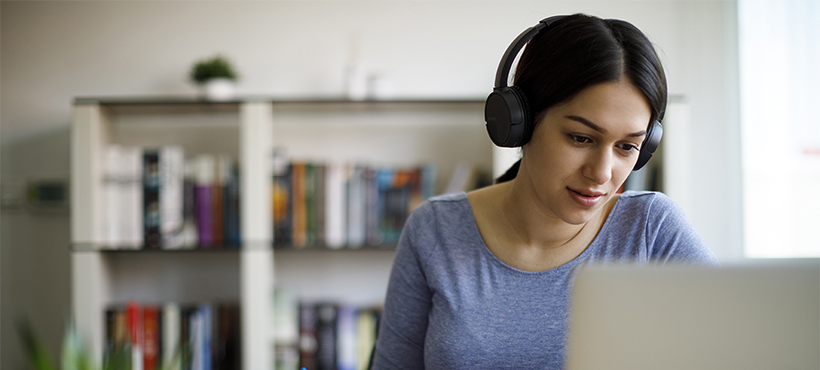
[633, 121, 663, 171]
[509, 86, 534, 146]
[484, 86, 533, 147]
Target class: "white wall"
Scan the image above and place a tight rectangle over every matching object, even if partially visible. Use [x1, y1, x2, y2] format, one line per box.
[0, 1, 741, 368]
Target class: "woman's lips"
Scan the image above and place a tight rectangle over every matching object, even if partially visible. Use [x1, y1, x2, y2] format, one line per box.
[568, 188, 605, 207]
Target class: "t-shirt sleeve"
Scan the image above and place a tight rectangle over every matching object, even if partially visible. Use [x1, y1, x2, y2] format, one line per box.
[644, 192, 721, 266]
[371, 204, 435, 369]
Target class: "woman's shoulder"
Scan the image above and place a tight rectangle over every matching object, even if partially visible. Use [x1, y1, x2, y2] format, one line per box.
[400, 192, 479, 258]
[615, 190, 679, 214]
[605, 190, 687, 232]
[412, 192, 470, 217]
[404, 192, 473, 234]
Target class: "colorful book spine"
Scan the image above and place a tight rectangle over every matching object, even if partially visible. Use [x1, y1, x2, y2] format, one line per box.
[299, 304, 318, 370]
[271, 158, 441, 248]
[314, 163, 327, 247]
[225, 164, 241, 247]
[280, 300, 383, 370]
[272, 152, 292, 247]
[365, 168, 380, 246]
[123, 146, 145, 249]
[346, 165, 367, 248]
[199, 304, 213, 370]
[212, 156, 230, 247]
[127, 302, 144, 370]
[215, 303, 241, 370]
[160, 146, 185, 249]
[163, 302, 182, 370]
[324, 162, 347, 249]
[143, 150, 162, 249]
[356, 309, 378, 370]
[181, 159, 199, 248]
[143, 305, 161, 370]
[195, 155, 215, 248]
[315, 303, 338, 370]
[336, 305, 358, 370]
[305, 163, 317, 246]
[291, 162, 307, 248]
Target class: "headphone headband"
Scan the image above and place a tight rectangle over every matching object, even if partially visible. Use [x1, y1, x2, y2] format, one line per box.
[493, 16, 566, 88]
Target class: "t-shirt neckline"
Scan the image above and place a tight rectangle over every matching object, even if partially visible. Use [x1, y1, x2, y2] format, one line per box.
[460, 192, 623, 275]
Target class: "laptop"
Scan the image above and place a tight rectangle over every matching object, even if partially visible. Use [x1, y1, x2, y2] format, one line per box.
[565, 259, 820, 370]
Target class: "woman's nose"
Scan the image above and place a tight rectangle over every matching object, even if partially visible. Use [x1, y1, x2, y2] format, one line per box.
[582, 149, 613, 185]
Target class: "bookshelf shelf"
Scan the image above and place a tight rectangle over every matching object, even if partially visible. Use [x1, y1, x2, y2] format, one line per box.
[71, 95, 492, 370]
[71, 243, 269, 253]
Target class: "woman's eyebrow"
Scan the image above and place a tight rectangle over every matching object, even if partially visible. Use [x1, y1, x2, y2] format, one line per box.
[566, 115, 647, 137]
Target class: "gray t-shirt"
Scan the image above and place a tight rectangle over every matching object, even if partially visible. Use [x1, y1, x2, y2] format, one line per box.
[372, 191, 720, 370]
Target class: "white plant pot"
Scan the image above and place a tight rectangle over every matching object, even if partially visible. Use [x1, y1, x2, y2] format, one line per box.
[203, 78, 236, 101]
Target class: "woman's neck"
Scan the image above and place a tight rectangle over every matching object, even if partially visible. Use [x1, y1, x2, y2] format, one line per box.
[468, 179, 616, 272]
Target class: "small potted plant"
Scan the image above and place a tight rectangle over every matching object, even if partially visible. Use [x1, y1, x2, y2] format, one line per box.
[190, 54, 239, 101]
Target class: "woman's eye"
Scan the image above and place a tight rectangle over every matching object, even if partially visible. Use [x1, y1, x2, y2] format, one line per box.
[618, 143, 639, 152]
[570, 135, 591, 144]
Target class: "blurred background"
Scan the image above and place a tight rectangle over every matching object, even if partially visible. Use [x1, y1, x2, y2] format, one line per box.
[1, 1, 817, 369]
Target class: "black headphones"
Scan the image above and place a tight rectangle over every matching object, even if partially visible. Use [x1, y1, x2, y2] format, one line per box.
[484, 15, 663, 171]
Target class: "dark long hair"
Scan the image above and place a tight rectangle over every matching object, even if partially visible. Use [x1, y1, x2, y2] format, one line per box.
[495, 14, 667, 183]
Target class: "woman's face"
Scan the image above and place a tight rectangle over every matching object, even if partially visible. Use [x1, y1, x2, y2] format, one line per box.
[520, 79, 652, 225]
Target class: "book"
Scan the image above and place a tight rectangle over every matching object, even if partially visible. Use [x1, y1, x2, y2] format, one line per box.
[315, 303, 338, 370]
[291, 162, 307, 248]
[199, 304, 213, 370]
[126, 302, 144, 370]
[195, 155, 216, 248]
[274, 288, 300, 345]
[314, 163, 327, 247]
[213, 156, 232, 247]
[336, 305, 358, 370]
[180, 305, 195, 370]
[272, 151, 292, 247]
[180, 159, 200, 248]
[123, 146, 145, 249]
[143, 305, 161, 370]
[324, 162, 347, 249]
[144, 150, 162, 249]
[356, 309, 378, 370]
[365, 167, 380, 246]
[163, 302, 182, 370]
[375, 168, 395, 246]
[160, 146, 186, 249]
[215, 303, 241, 370]
[189, 308, 203, 370]
[274, 289, 300, 370]
[305, 163, 317, 246]
[224, 163, 241, 247]
[346, 165, 367, 248]
[298, 304, 318, 370]
[104, 307, 127, 366]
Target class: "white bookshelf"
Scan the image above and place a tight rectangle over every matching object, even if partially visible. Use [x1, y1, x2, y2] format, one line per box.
[71, 98, 274, 370]
[70, 97, 492, 370]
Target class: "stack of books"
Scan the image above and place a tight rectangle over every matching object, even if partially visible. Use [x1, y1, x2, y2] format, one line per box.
[272, 152, 436, 249]
[272, 289, 381, 370]
[104, 301, 240, 370]
[103, 145, 240, 250]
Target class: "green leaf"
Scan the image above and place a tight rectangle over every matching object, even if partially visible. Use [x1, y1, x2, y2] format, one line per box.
[16, 318, 58, 370]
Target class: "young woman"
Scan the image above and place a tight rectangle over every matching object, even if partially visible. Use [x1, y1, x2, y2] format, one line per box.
[371, 14, 719, 370]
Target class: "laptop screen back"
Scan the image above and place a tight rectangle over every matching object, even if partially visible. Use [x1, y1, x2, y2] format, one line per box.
[565, 260, 820, 370]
